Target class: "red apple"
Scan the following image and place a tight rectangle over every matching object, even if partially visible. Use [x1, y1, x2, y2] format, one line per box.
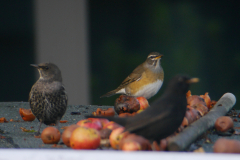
[214, 138, 240, 153]
[76, 119, 102, 130]
[61, 124, 80, 147]
[70, 127, 100, 149]
[119, 134, 152, 151]
[102, 121, 122, 130]
[109, 127, 128, 149]
[87, 118, 109, 128]
[41, 127, 61, 144]
[136, 97, 149, 110]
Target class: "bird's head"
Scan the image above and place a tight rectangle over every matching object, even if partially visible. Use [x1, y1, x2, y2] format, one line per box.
[146, 52, 163, 69]
[167, 75, 199, 95]
[31, 63, 62, 82]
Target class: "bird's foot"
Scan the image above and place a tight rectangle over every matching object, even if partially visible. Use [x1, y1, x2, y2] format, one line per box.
[34, 131, 41, 137]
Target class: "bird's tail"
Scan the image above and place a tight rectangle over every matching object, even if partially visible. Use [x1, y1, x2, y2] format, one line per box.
[100, 89, 119, 98]
[85, 115, 128, 127]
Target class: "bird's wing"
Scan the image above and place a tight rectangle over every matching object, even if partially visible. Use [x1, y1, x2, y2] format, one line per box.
[117, 64, 145, 89]
[125, 105, 172, 133]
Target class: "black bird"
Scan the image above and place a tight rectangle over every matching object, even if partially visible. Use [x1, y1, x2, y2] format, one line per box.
[86, 75, 199, 142]
[29, 62, 68, 135]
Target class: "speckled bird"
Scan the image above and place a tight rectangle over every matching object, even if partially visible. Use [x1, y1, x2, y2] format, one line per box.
[29, 62, 68, 135]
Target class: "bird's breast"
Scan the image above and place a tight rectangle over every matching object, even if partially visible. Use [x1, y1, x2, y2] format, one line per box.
[131, 79, 163, 99]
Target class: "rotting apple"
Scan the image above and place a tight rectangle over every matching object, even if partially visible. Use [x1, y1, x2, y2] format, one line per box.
[136, 97, 149, 110]
[0, 117, 8, 123]
[70, 127, 100, 149]
[118, 112, 136, 117]
[61, 124, 80, 147]
[92, 108, 115, 116]
[109, 127, 128, 149]
[19, 108, 36, 121]
[41, 127, 61, 144]
[215, 116, 234, 132]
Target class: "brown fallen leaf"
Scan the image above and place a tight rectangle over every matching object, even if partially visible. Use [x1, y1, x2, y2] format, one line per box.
[20, 127, 36, 132]
[34, 135, 41, 138]
[60, 120, 68, 123]
[10, 119, 20, 122]
[0, 135, 6, 139]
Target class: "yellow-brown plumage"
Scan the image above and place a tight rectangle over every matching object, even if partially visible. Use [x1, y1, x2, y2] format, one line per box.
[101, 52, 164, 99]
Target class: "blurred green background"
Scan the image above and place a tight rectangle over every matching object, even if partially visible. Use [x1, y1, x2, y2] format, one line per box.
[89, 1, 240, 108]
[1, 1, 239, 108]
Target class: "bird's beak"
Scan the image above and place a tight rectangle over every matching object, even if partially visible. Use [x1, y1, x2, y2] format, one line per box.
[30, 64, 39, 69]
[155, 55, 163, 60]
[187, 78, 199, 83]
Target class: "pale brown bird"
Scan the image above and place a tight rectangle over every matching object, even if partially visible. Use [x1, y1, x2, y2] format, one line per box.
[101, 52, 164, 99]
[29, 62, 68, 135]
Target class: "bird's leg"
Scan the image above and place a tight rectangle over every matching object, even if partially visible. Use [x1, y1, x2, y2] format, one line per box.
[35, 121, 42, 136]
[55, 119, 60, 131]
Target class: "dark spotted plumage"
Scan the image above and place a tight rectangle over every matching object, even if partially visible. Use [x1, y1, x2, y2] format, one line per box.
[29, 62, 67, 135]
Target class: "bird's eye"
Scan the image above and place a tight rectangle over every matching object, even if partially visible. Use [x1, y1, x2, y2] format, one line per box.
[45, 66, 49, 70]
[149, 56, 154, 59]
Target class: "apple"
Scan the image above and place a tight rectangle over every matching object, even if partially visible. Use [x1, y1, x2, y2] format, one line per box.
[118, 112, 136, 117]
[121, 141, 141, 151]
[114, 95, 140, 114]
[102, 121, 122, 130]
[70, 127, 100, 149]
[136, 97, 149, 110]
[61, 124, 80, 147]
[0, 117, 7, 123]
[119, 134, 152, 151]
[214, 138, 240, 153]
[87, 118, 109, 127]
[92, 108, 115, 116]
[215, 116, 233, 132]
[77, 119, 102, 130]
[109, 127, 128, 149]
[19, 108, 35, 121]
[41, 127, 61, 144]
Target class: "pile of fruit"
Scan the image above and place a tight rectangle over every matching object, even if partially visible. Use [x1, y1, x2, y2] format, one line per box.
[1, 91, 239, 153]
